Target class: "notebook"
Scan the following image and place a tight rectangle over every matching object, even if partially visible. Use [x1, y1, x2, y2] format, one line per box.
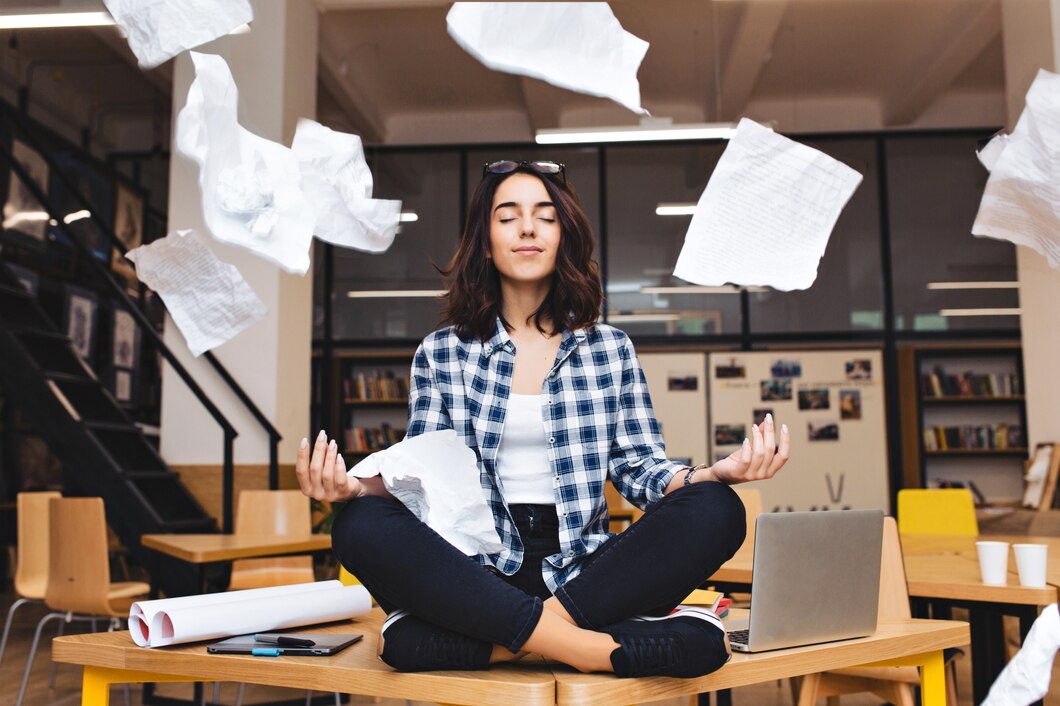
[727, 509, 884, 653]
[207, 632, 362, 656]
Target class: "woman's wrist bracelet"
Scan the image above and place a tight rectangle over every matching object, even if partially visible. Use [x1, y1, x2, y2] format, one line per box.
[683, 463, 709, 486]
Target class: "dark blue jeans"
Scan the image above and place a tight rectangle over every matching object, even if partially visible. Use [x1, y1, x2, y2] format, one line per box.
[331, 480, 745, 653]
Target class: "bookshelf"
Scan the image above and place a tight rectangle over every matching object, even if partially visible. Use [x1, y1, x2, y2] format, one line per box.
[901, 345, 1027, 503]
[331, 350, 414, 466]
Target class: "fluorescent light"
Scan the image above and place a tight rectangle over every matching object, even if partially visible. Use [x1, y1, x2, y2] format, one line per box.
[399, 210, 418, 223]
[938, 308, 1021, 317]
[1, 210, 49, 228]
[346, 289, 445, 298]
[0, 11, 115, 29]
[639, 285, 767, 294]
[63, 209, 92, 224]
[607, 313, 682, 323]
[655, 203, 697, 216]
[536, 122, 740, 145]
[926, 281, 1020, 290]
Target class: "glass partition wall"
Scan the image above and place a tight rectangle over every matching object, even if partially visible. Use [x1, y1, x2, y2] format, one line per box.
[320, 130, 1015, 347]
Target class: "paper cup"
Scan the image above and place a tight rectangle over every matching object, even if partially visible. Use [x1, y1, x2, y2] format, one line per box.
[976, 541, 1010, 586]
[1014, 543, 1048, 588]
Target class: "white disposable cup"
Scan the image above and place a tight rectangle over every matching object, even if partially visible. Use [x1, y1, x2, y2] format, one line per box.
[976, 541, 1010, 586]
[1014, 543, 1048, 588]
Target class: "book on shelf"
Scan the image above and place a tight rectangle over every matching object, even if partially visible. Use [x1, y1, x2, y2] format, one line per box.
[343, 369, 410, 401]
[343, 423, 406, 452]
[922, 423, 1024, 451]
[919, 367, 1022, 399]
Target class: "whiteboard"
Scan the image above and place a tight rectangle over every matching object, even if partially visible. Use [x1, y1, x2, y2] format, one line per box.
[708, 350, 889, 513]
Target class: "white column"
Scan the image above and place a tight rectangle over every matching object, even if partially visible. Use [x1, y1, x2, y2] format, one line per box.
[160, 0, 318, 480]
[1002, 0, 1060, 449]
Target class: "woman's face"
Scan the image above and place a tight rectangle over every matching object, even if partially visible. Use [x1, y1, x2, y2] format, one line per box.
[488, 173, 561, 288]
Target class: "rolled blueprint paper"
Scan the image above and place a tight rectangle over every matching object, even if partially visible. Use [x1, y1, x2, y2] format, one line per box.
[129, 580, 371, 647]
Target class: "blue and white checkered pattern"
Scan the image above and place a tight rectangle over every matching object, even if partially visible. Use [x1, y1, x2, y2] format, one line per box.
[407, 318, 686, 592]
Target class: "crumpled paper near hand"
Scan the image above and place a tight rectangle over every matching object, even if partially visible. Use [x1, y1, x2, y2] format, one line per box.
[103, 0, 253, 70]
[349, 429, 503, 557]
[291, 119, 401, 253]
[176, 52, 314, 274]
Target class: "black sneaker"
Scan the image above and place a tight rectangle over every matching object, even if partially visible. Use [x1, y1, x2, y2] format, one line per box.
[604, 606, 732, 678]
[378, 610, 492, 672]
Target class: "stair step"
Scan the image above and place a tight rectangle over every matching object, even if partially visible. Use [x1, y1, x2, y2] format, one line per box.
[84, 419, 140, 434]
[0, 283, 32, 299]
[0, 294, 52, 330]
[51, 380, 127, 424]
[123, 469, 176, 481]
[44, 371, 96, 385]
[15, 329, 68, 342]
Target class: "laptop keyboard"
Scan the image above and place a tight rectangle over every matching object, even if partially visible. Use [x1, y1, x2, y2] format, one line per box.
[727, 628, 749, 644]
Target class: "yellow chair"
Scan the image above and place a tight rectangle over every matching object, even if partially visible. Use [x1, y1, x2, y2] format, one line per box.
[16, 497, 149, 706]
[796, 517, 962, 706]
[228, 490, 316, 590]
[0, 491, 60, 669]
[897, 488, 978, 536]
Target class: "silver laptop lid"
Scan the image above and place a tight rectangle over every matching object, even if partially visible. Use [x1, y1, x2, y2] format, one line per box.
[746, 509, 883, 652]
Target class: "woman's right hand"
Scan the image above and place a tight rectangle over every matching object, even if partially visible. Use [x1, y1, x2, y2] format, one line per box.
[295, 430, 363, 502]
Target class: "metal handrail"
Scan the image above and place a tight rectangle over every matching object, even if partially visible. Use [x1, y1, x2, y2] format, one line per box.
[1, 102, 282, 488]
[0, 139, 247, 529]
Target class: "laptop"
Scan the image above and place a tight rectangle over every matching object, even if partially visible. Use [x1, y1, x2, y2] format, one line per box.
[727, 509, 884, 653]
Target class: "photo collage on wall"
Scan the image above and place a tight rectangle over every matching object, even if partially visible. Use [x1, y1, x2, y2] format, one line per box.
[711, 355, 874, 461]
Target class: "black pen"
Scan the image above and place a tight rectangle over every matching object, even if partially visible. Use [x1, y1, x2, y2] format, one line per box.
[253, 634, 316, 647]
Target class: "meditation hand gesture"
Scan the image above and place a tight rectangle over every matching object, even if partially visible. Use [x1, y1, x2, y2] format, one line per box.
[295, 430, 363, 502]
[705, 413, 790, 485]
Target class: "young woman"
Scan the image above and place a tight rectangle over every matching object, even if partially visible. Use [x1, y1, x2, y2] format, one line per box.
[296, 159, 791, 678]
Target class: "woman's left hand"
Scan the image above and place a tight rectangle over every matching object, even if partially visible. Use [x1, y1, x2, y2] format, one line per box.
[703, 413, 790, 485]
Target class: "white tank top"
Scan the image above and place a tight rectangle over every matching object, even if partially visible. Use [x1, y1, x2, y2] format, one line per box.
[497, 393, 556, 505]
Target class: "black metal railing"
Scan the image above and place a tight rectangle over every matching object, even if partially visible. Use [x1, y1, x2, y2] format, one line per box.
[0, 118, 278, 531]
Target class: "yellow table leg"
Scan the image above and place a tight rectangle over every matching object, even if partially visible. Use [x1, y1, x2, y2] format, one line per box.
[81, 666, 202, 706]
[858, 650, 946, 706]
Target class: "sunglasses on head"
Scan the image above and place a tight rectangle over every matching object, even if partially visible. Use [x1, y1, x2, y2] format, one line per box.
[482, 160, 566, 184]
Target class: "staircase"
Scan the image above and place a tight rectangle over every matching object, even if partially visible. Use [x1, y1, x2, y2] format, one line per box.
[0, 260, 218, 597]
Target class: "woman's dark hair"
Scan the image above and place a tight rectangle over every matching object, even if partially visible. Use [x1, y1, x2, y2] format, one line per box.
[439, 165, 603, 342]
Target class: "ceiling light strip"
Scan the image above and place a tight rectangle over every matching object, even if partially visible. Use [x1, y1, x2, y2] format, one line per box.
[938, 308, 1022, 317]
[536, 123, 739, 145]
[926, 281, 1020, 290]
[0, 12, 116, 29]
[346, 289, 445, 299]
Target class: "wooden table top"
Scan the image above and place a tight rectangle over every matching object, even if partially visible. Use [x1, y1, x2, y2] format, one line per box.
[53, 609, 554, 706]
[53, 608, 966, 706]
[140, 534, 333, 563]
[553, 618, 968, 705]
[708, 533, 1059, 607]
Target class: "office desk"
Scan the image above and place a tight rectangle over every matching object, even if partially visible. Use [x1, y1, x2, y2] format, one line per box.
[53, 608, 967, 706]
[140, 534, 333, 564]
[708, 535, 1057, 704]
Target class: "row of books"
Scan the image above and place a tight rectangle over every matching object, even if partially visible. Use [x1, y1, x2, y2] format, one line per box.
[343, 423, 405, 453]
[343, 369, 410, 401]
[922, 423, 1024, 451]
[920, 367, 1022, 398]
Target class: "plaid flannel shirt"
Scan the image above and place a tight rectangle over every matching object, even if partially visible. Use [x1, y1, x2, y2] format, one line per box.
[407, 318, 686, 592]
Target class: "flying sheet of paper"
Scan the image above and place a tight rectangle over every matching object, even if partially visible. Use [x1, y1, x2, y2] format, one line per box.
[102, 0, 253, 70]
[291, 119, 401, 253]
[447, 2, 649, 115]
[125, 229, 266, 357]
[176, 52, 314, 274]
[673, 118, 864, 291]
[981, 602, 1059, 706]
[350, 429, 504, 557]
[977, 133, 1009, 172]
[972, 69, 1060, 269]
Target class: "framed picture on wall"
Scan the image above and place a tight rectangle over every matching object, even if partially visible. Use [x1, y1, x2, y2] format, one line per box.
[63, 285, 98, 364]
[111, 182, 144, 283]
[112, 307, 140, 371]
[3, 140, 50, 242]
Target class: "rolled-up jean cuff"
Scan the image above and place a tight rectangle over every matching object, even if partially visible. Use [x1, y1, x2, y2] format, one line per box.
[554, 585, 595, 630]
[508, 596, 545, 652]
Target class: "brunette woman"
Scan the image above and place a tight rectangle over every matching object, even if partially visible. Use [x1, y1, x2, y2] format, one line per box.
[296, 160, 790, 678]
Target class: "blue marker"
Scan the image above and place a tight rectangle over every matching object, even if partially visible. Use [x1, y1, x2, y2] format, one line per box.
[251, 648, 281, 657]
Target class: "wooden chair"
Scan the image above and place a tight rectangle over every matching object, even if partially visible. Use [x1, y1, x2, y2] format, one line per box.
[897, 488, 979, 537]
[795, 517, 961, 706]
[0, 491, 60, 669]
[732, 486, 762, 555]
[15, 497, 149, 706]
[228, 490, 316, 590]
